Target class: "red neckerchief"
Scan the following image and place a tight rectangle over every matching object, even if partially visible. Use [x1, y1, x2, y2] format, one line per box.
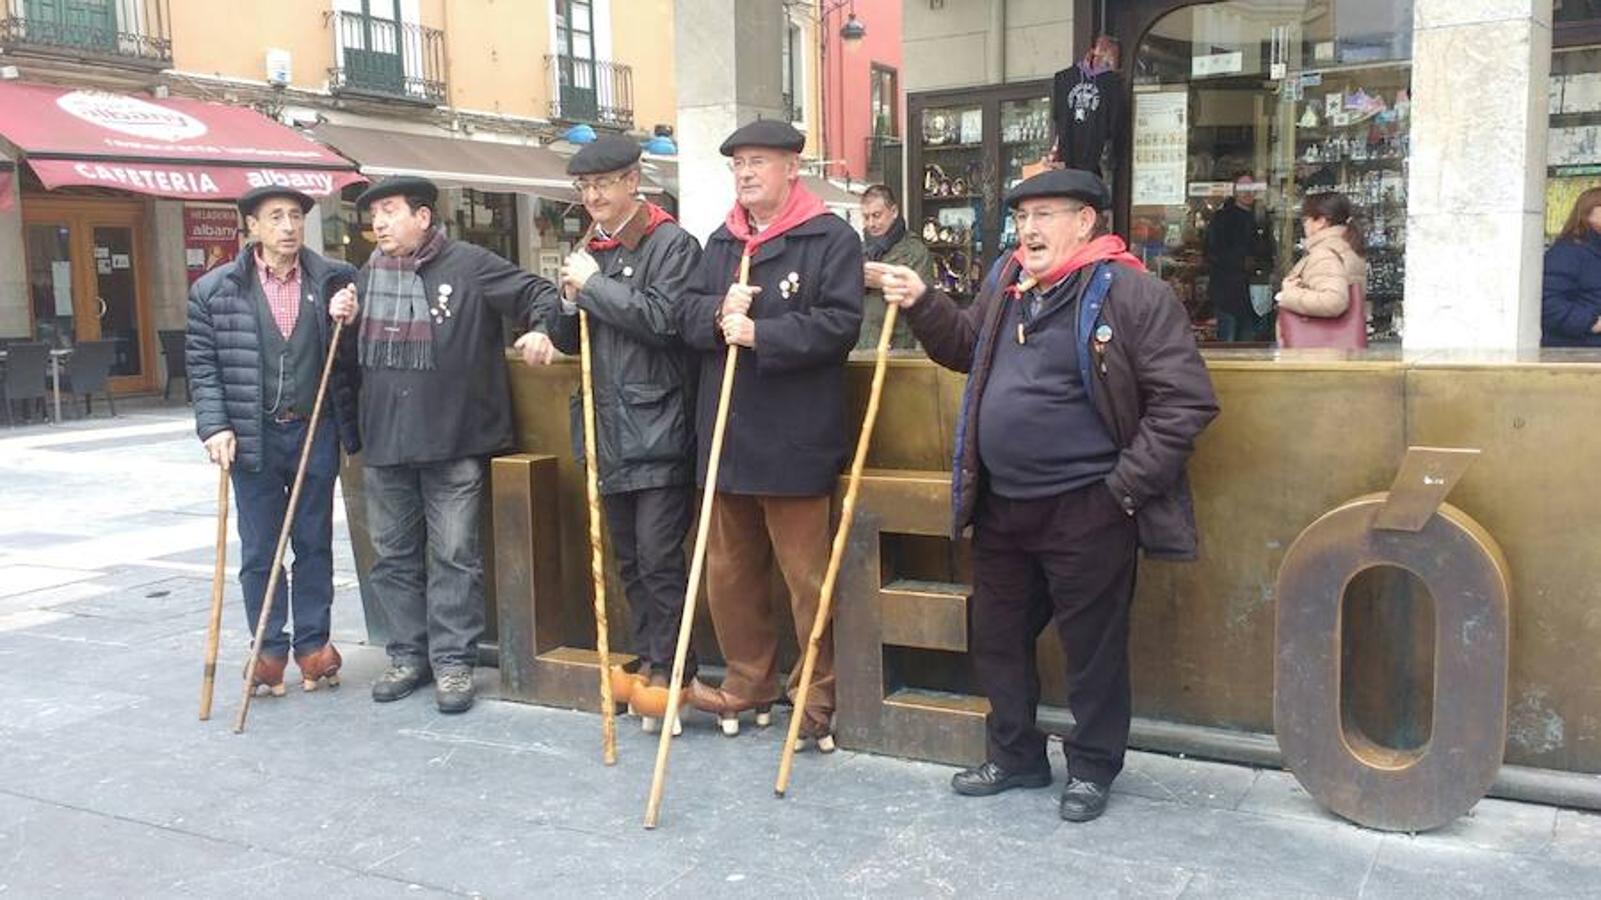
[723, 182, 828, 265]
[587, 201, 676, 252]
[1007, 234, 1145, 296]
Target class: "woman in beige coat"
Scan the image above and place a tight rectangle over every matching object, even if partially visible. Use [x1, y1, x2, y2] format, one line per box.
[1276, 192, 1367, 344]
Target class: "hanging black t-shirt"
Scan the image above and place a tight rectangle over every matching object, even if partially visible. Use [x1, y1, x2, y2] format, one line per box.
[1051, 64, 1124, 177]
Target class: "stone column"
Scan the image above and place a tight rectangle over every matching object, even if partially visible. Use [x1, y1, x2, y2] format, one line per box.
[674, 0, 785, 243]
[0, 194, 27, 338]
[1403, 0, 1552, 352]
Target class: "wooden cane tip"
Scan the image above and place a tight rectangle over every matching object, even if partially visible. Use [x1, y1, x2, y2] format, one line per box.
[775, 789, 787, 799]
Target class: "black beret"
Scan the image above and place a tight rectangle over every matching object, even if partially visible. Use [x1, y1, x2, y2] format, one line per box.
[236, 184, 313, 217]
[356, 175, 439, 210]
[719, 119, 805, 156]
[567, 134, 642, 175]
[1004, 168, 1111, 211]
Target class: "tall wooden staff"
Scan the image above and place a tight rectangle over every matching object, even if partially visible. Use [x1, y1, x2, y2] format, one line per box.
[643, 254, 750, 829]
[234, 320, 345, 733]
[198, 467, 230, 720]
[774, 302, 900, 797]
[575, 242, 618, 764]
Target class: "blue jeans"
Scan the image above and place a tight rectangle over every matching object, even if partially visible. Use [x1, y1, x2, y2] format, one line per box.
[232, 417, 339, 659]
[363, 457, 487, 671]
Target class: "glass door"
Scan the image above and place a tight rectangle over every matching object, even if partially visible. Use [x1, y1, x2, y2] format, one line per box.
[23, 199, 153, 391]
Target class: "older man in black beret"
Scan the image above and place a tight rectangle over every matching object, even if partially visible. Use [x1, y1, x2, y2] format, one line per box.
[187, 184, 361, 697]
[676, 119, 862, 751]
[536, 135, 702, 733]
[353, 175, 561, 714]
[875, 168, 1218, 821]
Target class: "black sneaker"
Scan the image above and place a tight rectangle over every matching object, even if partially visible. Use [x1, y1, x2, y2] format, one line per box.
[435, 667, 476, 714]
[371, 662, 432, 703]
[951, 760, 1053, 797]
[1058, 776, 1111, 822]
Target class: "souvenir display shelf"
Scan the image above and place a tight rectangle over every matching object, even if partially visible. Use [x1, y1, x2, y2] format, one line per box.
[907, 80, 1050, 305]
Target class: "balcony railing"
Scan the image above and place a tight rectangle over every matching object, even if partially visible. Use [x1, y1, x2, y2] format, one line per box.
[545, 55, 633, 129]
[328, 10, 445, 105]
[0, 0, 171, 69]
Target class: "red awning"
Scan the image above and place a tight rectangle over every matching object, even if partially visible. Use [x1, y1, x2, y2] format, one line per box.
[0, 82, 363, 201]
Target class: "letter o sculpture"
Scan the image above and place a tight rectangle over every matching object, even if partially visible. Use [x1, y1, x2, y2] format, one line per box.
[1274, 493, 1510, 832]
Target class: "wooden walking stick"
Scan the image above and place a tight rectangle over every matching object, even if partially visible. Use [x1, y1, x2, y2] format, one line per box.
[198, 466, 230, 720]
[643, 254, 750, 829]
[579, 306, 618, 765]
[774, 303, 899, 798]
[234, 320, 345, 734]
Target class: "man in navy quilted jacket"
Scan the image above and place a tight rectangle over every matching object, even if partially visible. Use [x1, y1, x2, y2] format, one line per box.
[187, 184, 361, 699]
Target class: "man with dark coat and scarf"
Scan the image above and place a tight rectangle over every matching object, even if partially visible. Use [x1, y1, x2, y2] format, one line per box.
[678, 120, 863, 750]
[540, 135, 703, 734]
[187, 185, 360, 698]
[1205, 174, 1275, 341]
[858, 183, 931, 351]
[875, 169, 1218, 822]
[354, 175, 560, 715]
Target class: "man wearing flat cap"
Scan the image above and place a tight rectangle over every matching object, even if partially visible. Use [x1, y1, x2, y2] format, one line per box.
[187, 184, 361, 697]
[677, 119, 862, 751]
[536, 135, 702, 732]
[354, 175, 561, 714]
[875, 168, 1218, 821]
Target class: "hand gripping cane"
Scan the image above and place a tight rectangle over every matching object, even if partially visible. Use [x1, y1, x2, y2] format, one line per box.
[774, 304, 899, 797]
[643, 255, 751, 828]
[234, 320, 345, 734]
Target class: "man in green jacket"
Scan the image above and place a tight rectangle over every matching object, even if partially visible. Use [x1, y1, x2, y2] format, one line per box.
[857, 184, 932, 351]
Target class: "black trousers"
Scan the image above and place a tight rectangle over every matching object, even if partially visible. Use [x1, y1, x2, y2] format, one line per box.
[970, 481, 1139, 785]
[603, 485, 694, 675]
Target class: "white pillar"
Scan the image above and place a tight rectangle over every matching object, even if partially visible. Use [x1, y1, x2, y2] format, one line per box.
[1403, 0, 1552, 352]
[674, 0, 785, 244]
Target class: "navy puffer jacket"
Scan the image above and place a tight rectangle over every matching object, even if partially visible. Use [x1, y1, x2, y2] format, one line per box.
[187, 245, 361, 473]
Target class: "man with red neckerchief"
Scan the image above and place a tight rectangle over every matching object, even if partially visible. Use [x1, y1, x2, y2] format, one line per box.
[543, 135, 703, 734]
[677, 120, 863, 751]
[875, 168, 1218, 822]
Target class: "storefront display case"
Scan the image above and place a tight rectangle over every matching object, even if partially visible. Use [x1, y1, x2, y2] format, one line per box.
[907, 80, 1051, 305]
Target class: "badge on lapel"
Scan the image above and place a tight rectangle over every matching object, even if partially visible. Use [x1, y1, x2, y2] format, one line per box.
[778, 270, 801, 301]
[432, 283, 454, 325]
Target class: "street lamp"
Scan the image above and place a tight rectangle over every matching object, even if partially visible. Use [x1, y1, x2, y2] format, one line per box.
[839, 9, 866, 42]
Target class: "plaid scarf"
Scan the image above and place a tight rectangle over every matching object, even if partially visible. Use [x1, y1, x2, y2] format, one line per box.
[359, 227, 448, 370]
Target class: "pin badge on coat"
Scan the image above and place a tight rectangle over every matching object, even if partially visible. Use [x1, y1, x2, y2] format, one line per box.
[432, 283, 454, 325]
[779, 271, 801, 301]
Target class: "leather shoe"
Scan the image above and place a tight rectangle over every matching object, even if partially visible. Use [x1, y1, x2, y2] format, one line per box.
[1058, 776, 1111, 822]
[951, 760, 1052, 797]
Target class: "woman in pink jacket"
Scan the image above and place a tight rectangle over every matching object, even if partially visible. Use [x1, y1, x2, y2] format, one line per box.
[1276, 192, 1368, 348]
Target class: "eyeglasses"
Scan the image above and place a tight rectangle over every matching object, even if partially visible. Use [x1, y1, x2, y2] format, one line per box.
[572, 174, 628, 195]
[1011, 205, 1087, 228]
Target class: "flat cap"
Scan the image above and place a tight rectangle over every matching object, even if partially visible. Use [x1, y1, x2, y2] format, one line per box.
[719, 119, 805, 156]
[356, 175, 439, 210]
[236, 184, 314, 217]
[567, 134, 642, 175]
[1004, 168, 1111, 211]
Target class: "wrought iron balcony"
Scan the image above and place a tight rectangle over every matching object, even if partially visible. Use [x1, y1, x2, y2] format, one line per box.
[0, 0, 171, 69]
[545, 55, 633, 129]
[328, 10, 445, 105]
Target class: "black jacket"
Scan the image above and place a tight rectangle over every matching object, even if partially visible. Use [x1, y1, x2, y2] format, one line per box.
[1205, 200, 1273, 319]
[547, 212, 703, 495]
[678, 211, 864, 496]
[1541, 235, 1601, 348]
[187, 246, 361, 474]
[906, 257, 1218, 560]
[356, 239, 557, 468]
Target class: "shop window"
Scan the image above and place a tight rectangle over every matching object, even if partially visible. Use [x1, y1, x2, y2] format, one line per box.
[1547, 48, 1601, 243]
[1131, 0, 1412, 345]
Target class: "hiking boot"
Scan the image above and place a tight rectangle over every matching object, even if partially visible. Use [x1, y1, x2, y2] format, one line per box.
[435, 667, 476, 714]
[372, 661, 432, 703]
[244, 654, 288, 697]
[294, 643, 342, 692]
